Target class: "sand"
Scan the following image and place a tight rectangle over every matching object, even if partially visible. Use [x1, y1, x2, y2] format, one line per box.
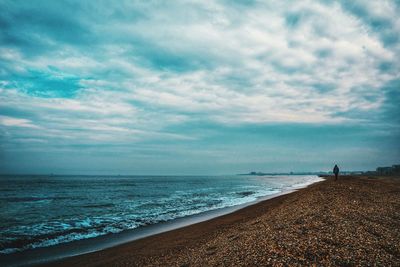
[45, 175, 400, 266]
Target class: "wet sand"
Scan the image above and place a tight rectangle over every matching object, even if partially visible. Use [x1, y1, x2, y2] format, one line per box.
[45, 175, 400, 266]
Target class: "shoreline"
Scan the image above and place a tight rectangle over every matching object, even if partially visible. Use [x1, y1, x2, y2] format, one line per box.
[1, 176, 324, 267]
[45, 175, 400, 266]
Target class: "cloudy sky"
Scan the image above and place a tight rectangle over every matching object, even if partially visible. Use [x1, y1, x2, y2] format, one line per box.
[0, 0, 399, 175]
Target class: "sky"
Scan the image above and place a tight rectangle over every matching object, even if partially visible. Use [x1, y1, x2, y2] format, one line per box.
[0, 0, 399, 175]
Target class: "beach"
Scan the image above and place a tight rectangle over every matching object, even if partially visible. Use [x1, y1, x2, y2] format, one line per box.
[45, 175, 400, 266]
[2, 1, 399, 266]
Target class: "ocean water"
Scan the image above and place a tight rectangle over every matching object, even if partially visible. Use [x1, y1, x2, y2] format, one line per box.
[0, 174, 322, 255]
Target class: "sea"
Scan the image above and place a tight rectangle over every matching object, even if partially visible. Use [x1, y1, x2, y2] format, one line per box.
[0, 174, 323, 259]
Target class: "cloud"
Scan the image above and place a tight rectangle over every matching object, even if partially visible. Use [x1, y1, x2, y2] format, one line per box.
[0, 115, 39, 128]
[338, 0, 400, 47]
[0, 0, 399, 173]
[380, 79, 400, 124]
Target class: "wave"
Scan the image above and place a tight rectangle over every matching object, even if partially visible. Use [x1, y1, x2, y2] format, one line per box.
[0, 175, 323, 255]
[236, 191, 255, 197]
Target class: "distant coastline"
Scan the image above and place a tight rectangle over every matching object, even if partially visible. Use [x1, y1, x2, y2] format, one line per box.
[239, 171, 362, 176]
[240, 162, 400, 176]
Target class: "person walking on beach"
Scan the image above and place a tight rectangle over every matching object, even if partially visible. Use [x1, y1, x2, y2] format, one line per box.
[333, 164, 339, 181]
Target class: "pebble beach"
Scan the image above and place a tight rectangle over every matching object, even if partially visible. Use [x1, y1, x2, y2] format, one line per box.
[47, 175, 400, 266]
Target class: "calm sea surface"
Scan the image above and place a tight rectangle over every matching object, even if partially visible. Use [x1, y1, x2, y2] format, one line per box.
[0, 174, 322, 254]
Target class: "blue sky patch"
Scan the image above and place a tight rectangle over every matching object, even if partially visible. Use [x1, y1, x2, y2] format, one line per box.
[6, 68, 83, 98]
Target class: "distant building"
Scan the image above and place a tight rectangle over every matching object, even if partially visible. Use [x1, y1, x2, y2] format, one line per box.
[392, 165, 400, 173]
[374, 164, 400, 175]
[376, 167, 393, 175]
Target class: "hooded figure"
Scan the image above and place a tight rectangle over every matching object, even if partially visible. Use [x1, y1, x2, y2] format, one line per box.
[333, 164, 339, 181]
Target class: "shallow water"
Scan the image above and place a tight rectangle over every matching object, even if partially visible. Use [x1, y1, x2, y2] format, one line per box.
[0, 174, 321, 254]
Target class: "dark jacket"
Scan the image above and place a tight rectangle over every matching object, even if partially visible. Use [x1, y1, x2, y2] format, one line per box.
[333, 165, 339, 174]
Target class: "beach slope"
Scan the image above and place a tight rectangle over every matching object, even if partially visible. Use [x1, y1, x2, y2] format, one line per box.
[47, 176, 400, 266]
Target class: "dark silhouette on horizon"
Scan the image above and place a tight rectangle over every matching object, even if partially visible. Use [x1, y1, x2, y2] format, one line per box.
[333, 164, 339, 181]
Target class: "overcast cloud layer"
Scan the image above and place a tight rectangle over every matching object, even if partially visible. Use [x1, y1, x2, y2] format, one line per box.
[1, 0, 399, 174]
